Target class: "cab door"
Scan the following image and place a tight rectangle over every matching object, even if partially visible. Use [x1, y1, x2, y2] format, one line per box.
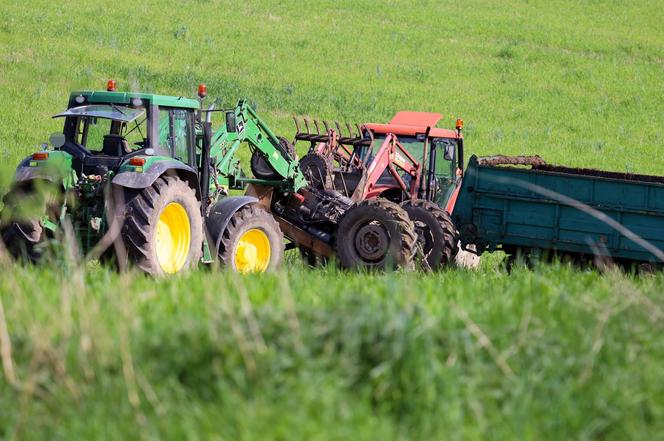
[158, 108, 196, 167]
[429, 137, 459, 207]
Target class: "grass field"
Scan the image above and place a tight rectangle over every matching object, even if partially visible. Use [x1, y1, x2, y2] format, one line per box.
[0, 0, 663, 439]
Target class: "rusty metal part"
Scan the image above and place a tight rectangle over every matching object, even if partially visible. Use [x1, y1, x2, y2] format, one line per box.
[275, 217, 334, 257]
[477, 155, 547, 167]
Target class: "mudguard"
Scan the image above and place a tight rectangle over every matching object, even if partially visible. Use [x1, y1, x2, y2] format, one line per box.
[205, 196, 259, 255]
[112, 161, 197, 190]
[14, 154, 73, 184]
[15, 165, 57, 183]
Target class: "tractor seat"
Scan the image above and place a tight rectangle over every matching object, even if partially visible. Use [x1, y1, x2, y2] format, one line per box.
[102, 135, 130, 156]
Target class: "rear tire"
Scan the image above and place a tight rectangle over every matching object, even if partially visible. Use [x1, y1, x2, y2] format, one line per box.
[300, 152, 334, 189]
[121, 175, 203, 276]
[217, 204, 284, 273]
[0, 182, 59, 263]
[250, 136, 296, 180]
[335, 199, 416, 270]
[400, 199, 458, 270]
[1, 219, 44, 263]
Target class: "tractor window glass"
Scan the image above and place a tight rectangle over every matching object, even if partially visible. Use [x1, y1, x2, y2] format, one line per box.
[172, 109, 192, 163]
[122, 116, 148, 149]
[368, 135, 424, 162]
[158, 109, 193, 163]
[433, 138, 456, 178]
[158, 110, 172, 151]
[77, 117, 114, 152]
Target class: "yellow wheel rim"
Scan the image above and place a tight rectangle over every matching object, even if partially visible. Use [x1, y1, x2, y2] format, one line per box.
[155, 202, 191, 274]
[234, 228, 271, 273]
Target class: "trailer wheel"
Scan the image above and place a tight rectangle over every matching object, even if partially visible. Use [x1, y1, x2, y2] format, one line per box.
[217, 204, 284, 273]
[400, 199, 459, 270]
[250, 136, 296, 180]
[300, 152, 334, 189]
[121, 175, 203, 276]
[336, 199, 416, 270]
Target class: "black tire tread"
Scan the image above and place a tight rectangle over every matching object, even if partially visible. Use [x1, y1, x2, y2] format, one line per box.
[401, 199, 459, 269]
[250, 136, 296, 180]
[300, 152, 334, 189]
[336, 198, 417, 270]
[122, 175, 203, 275]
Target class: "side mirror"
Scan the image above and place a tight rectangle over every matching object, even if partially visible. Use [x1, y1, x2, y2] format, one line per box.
[444, 143, 455, 161]
[225, 111, 237, 132]
[49, 133, 66, 148]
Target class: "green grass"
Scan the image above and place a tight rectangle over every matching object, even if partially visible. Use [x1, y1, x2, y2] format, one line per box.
[1, 262, 663, 440]
[1, 0, 663, 439]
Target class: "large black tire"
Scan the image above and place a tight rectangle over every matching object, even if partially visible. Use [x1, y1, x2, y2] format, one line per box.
[335, 199, 416, 270]
[300, 152, 334, 189]
[121, 175, 203, 276]
[0, 182, 59, 263]
[250, 136, 296, 180]
[217, 204, 284, 273]
[1, 219, 44, 263]
[400, 199, 458, 270]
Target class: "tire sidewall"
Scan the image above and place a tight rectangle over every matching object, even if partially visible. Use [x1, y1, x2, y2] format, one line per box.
[402, 204, 447, 267]
[337, 202, 408, 269]
[225, 212, 284, 272]
[149, 180, 202, 274]
[121, 176, 203, 276]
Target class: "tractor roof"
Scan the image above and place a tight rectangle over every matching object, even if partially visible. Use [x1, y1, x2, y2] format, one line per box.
[69, 91, 200, 109]
[366, 111, 460, 139]
[389, 111, 442, 127]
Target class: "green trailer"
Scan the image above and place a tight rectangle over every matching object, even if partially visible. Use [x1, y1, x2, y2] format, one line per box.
[452, 155, 664, 266]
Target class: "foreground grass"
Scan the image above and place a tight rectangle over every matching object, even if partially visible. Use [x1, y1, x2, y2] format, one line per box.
[0, 260, 663, 440]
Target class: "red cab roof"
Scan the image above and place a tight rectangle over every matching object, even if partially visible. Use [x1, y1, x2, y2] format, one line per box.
[389, 111, 442, 127]
[366, 111, 460, 139]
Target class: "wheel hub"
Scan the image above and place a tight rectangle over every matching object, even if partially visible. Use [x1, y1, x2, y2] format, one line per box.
[234, 228, 271, 273]
[155, 202, 191, 274]
[354, 223, 389, 261]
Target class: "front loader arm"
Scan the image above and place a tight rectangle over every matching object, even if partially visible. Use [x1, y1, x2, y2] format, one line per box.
[210, 100, 308, 192]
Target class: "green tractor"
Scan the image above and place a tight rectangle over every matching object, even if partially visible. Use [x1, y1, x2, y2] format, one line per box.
[0, 81, 281, 274]
[1, 81, 416, 274]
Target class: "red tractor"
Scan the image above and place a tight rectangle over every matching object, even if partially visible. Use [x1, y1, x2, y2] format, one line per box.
[295, 111, 467, 270]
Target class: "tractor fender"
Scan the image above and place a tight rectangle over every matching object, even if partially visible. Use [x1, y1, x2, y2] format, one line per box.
[14, 157, 61, 183]
[205, 196, 259, 256]
[14, 165, 58, 183]
[112, 162, 200, 197]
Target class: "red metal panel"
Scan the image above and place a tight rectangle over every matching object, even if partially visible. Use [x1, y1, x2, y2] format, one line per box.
[364, 123, 460, 139]
[389, 111, 442, 127]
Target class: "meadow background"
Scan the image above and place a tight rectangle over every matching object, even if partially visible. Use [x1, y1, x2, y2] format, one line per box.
[0, 0, 663, 439]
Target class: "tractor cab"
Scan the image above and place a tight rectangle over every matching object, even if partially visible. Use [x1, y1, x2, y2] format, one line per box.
[359, 111, 464, 208]
[48, 81, 200, 178]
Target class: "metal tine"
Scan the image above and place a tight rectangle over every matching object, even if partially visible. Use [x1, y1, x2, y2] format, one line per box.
[303, 118, 310, 134]
[293, 116, 301, 135]
[345, 122, 353, 138]
[322, 120, 330, 132]
[355, 124, 362, 138]
[313, 119, 320, 135]
[335, 121, 343, 135]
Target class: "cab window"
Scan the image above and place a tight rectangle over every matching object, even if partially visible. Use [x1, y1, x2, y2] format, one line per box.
[432, 138, 457, 179]
[158, 108, 194, 164]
